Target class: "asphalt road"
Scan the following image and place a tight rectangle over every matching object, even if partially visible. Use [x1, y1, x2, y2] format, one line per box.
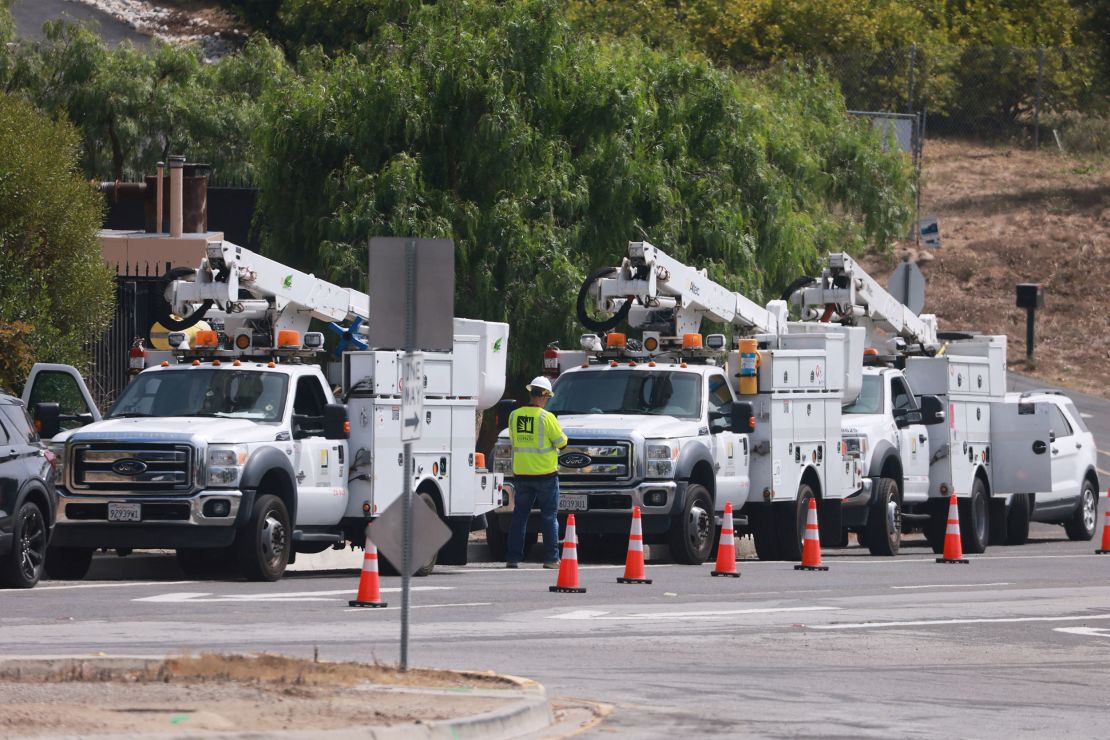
[11, 0, 150, 46]
[4, 523, 1110, 739]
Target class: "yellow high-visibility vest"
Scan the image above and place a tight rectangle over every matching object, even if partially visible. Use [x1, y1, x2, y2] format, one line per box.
[508, 406, 568, 476]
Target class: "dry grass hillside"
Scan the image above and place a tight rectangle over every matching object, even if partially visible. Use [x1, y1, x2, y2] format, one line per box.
[862, 139, 1110, 399]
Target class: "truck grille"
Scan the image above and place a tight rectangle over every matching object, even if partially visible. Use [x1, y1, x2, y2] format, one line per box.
[69, 443, 194, 493]
[557, 440, 632, 482]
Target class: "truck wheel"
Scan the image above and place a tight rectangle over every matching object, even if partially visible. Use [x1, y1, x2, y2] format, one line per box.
[668, 484, 714, 564]
[1005, 494, 1031, 545]
[1, 502, 48, 588]
[44, 546, 94, 581]
[866, 478, 902, 556]
[176, 547, 236, 578]
[775, 484, 815, 562]
[958, 479, 990, 554]
[235, 494, 291, 582]
[1064, 479, 1098, 541]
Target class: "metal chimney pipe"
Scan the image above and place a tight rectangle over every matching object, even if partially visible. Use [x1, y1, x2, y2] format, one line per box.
[168, 155, 185, 238]
[155, 161, 164, 235]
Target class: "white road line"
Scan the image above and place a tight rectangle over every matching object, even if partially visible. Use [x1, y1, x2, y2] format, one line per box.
[549, 605, 839, 621]
[345, 602, 492, 612]
[891, 582, 1011, 590]
[6, 581, 198, 593]
[1055, 627, 1110, 638]
[134, 586, 452, 603]
[810, 612, 1110, 630]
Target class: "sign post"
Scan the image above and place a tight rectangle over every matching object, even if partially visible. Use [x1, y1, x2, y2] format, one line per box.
[369, 237, 454, 672]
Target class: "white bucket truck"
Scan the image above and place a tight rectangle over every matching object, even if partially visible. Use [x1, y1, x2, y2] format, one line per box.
[24, 241, 507, 580]
[489, 241, 861, 564]
[793, 253, 1056, 554]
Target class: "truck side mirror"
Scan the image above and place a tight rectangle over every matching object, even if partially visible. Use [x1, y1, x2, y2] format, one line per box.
[919, 395, 946, 426]
[896, 410, 923, 427]
[35, 402, 60, 439]
[730, 402, 756, 434]
[323, 403, 349, 440]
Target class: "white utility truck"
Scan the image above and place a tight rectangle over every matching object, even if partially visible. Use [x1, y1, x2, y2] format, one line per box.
[792, 253, 1056, 554]
[23, 240, 507, 580]
[489, 241, 862, 563]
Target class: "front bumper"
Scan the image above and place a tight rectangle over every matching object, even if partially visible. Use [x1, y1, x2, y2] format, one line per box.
[492, 479, 682, 536]
[51, 488, 245, 549]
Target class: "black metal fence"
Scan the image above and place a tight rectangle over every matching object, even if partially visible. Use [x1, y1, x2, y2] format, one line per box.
[86, 271, 166, 412]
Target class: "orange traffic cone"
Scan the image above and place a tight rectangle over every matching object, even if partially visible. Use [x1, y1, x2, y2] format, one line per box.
[618, 506, 652, 584]
[1096, 489, 1110, 554]
[550, 513, 586, 593]
[349, 536, 388, 608]
[795, 497, 828, 571]
[711, 501, 740, 578]
[937, 494, 969, 564]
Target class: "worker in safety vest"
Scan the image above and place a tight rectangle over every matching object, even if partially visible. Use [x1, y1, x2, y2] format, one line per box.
[505, 376, 568, 568]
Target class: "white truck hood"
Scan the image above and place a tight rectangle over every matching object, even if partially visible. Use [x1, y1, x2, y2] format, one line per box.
[57, 417, 282, 445]
[555, 414, 702, 439]
[841, 413, 888, 438]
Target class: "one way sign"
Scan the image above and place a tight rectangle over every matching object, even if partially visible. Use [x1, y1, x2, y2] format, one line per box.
[401, 351, 424, 441]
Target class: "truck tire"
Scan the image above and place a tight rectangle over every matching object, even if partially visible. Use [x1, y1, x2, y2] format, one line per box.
[924, 500, 946, 554]
[958, 478, 990, 554]
[865, 478, 902, 556]
[668, 484, 715, 564]
[44, 546, 94, 581]
[236, 494, 291, 582]
[0, 502, 48, 588]
[1064, 479, 1098, 541]
[176, 547, 236, 578]
[1005, 494, 1031, 546]
[775, 484, 815, 562]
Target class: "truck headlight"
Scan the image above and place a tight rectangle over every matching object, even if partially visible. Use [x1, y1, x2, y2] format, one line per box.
[492, 440, 513, 475]
[207, 445, 248, 488]
[843, 437, 868, 460]
[645, 443, 677, 479]
[51, 442, 66, 483]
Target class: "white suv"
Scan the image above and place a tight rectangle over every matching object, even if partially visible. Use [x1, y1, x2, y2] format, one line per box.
[1000, 391, 1100, 545]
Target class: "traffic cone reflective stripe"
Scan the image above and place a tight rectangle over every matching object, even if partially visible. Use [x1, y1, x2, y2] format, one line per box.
[711, 501, 740, 577]
[551, 513, 586, 593]
[795, 497, 828, 571]
[349, 535, 388, 607]
[1096, 489, 1110, 554]
[937, 494, 969, 564]
[618, 506, 652, 584]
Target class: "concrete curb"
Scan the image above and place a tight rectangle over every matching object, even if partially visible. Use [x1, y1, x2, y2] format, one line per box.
[0, 657, 552, 740]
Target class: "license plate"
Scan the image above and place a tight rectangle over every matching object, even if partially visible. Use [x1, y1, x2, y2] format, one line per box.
[559, 494, 588, 511]
[107, 503, 141, 522]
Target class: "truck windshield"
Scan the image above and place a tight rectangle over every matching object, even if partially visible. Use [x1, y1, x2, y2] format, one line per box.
[844, 374, 883, 415]
[546, 370, 701, 419]
[108, 370, 288, 422]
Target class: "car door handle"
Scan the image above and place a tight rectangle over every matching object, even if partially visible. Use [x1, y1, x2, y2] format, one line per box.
[1052, 447, 1059, 454]
[918, 435, 927, 443]
[1075, 442, 1082, 449]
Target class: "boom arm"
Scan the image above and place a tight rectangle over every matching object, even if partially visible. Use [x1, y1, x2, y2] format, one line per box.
[168, 240, 369, 340]
[589, 241, 787, 337]
[793, 252, 938, 351]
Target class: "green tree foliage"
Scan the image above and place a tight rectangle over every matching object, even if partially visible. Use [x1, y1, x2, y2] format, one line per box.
[0, 94, 114, 391]
[253, 0, 914, 382]
[2, 22, 286, 182]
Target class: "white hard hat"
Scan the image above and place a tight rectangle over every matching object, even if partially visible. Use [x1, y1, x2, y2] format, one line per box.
[526, 376, 554, 396]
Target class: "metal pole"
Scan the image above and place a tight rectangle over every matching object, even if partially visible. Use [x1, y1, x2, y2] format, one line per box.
[400, 240, 416, 671]
[1034, 46, 1045, 149]
[1026, 307, 1036, 362]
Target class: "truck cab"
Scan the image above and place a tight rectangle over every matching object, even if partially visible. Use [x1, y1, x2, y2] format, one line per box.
[490, 362, 753, 564]
[840, 365, 938, 554]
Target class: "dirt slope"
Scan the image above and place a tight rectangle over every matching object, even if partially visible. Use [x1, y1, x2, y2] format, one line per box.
[862, 139, 1110, 399]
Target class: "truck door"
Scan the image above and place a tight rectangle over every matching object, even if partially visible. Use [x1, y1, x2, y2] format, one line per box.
[21, 363, 102, 439]
[989, 400, 1053, 496]
[890, 376, 929, 499]
[290, 375, 347, 526]
[707, 372, 749, 510]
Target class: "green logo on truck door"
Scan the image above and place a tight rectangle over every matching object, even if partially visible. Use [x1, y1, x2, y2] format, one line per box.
[283, 275, 293, 289]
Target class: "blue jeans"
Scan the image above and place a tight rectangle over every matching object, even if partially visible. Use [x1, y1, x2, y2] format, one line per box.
[508, 474, 560, 563]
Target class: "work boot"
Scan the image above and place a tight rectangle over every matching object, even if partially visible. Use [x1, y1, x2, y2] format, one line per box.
[543, 560, 560, 569]
[505, 562, 519, 569]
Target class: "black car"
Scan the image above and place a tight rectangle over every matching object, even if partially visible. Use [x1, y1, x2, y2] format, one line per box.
[0, 393, 56, 587]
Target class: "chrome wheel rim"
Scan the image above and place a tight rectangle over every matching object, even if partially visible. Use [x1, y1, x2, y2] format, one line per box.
[260, 512, 287, 570]
[689, 502, 711, 553]
[18, 508, 46, 583]
[1082, 488, 1096, 532]
[887, 499, 902, 542]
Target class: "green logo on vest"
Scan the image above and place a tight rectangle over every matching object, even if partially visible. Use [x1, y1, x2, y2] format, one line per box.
[515, 416, 534, 434]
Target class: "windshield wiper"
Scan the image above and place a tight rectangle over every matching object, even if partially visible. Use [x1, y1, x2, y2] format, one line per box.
[110, 412, 150, 418]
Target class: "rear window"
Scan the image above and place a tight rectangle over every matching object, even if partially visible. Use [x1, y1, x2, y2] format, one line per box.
[0, 402, 38, 444]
